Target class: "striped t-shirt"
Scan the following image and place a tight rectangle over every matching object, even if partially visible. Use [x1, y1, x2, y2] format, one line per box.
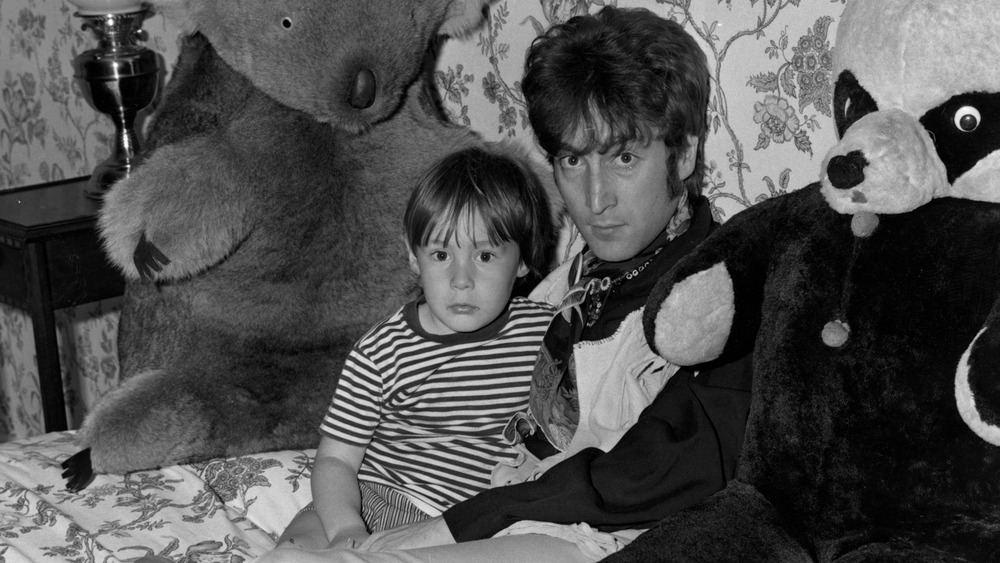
[320, 296, 555, 513]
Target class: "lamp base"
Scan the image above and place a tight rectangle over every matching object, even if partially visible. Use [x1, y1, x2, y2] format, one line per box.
[73, 8, 159, 200]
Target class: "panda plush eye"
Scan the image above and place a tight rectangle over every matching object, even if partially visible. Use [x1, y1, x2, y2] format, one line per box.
[281, 17, 293, 29]
[954, 106, 981, 132]
[920, 94, 1000, 183]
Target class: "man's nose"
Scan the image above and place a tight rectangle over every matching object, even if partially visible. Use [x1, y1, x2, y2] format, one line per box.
[587, 167, 615, 214]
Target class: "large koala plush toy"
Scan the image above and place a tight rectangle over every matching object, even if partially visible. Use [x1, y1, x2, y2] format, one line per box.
[611, 0, 1000, 561]
[62, 0, 492, 486]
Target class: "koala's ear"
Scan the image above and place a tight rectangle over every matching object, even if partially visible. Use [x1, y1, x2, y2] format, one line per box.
[440, 0, 492, 38]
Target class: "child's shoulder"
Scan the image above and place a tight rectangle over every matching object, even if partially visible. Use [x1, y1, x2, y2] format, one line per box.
[354, 303, 413, 346]
[509, 295, 557, 316]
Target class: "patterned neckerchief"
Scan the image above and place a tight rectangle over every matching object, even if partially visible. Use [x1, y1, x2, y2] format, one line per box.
[527, 191, 694, 452]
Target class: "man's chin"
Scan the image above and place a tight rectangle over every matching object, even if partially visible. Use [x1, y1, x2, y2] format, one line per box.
[586, 241, 641, 263]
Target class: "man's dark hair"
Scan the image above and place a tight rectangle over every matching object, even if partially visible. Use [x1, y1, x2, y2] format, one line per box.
[521, 6, 710, 198]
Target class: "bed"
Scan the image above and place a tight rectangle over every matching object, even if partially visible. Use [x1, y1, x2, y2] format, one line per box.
[0, 432, 312, 562]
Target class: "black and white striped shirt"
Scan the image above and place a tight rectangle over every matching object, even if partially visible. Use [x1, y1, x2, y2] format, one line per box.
[320, 296, 555, 512]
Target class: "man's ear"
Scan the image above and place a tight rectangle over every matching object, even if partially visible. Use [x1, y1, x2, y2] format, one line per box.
[676, 134, 699, 180]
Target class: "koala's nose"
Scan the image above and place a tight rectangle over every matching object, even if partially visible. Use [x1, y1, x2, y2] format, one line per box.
[827, 150, 869, 191]
[350, 68, 377, 109]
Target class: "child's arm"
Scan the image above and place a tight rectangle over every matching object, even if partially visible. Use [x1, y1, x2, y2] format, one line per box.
[311, 436, 370, 547]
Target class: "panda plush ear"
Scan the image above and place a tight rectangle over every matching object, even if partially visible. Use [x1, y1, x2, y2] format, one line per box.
[831, 71, 878, 140]
[440, 0, 492, 38]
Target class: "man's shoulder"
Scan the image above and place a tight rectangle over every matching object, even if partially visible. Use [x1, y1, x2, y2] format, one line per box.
[527, 255, 583, 307]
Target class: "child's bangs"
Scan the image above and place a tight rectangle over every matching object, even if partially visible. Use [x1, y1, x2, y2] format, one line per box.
[419, 199, 517, 249]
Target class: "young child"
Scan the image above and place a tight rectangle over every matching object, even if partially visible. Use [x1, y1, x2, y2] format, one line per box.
[272, 145, 556, 552]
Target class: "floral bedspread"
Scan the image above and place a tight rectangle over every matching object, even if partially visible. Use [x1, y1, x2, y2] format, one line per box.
[0, 432, 315, 562]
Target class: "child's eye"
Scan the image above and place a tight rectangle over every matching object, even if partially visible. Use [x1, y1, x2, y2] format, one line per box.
[477, 251, 495, 263]
[432, 250, 449, 261]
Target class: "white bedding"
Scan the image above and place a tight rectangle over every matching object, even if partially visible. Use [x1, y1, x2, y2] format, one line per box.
[0, 431, 314, 562]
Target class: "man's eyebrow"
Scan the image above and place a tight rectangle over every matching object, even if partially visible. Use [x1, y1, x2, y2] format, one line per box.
[555, 144, 583, 155]
[558, 136, 633, 156]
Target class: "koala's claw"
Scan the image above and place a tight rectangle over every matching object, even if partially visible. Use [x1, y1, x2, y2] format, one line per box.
[62, 448, 95, 492]
[134, 233, 171, 282]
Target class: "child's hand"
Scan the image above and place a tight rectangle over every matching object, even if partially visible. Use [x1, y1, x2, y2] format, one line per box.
[327, 526, 369, 550]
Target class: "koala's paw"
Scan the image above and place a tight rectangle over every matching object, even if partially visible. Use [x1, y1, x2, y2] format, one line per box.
[61, 448, 95, 492]
[98, 138, 247, 282]
[134, 232, 172, 283]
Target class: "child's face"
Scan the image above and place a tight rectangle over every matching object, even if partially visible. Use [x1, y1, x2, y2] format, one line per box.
[408, 212, 528, 335]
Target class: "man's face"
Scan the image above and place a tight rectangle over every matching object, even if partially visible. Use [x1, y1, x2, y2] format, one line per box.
[553, 124, 696, 262]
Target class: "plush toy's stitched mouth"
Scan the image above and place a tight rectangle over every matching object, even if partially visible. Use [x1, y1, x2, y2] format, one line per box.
[851, 190, 868, 203]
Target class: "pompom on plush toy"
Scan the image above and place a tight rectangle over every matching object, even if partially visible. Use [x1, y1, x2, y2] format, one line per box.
[61, 0, 500, 489]
[610, 0, 1000, 560]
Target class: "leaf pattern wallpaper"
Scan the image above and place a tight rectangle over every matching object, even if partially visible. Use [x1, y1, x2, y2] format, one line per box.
[0, 0, 846, 440]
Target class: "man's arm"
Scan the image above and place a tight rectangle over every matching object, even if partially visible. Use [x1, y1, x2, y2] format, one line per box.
[443, 354, 753, 541]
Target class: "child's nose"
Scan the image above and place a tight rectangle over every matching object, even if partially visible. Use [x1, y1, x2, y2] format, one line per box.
[451, 261, 474, 289]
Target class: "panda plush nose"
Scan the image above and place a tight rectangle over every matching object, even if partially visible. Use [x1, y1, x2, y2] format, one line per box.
[827, 150, 869, 191]
[350, 68, 377, 109]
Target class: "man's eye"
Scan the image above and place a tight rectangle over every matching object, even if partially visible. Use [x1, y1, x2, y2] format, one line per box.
[560, 155, 581, 168]
[616, 152, 635, 165]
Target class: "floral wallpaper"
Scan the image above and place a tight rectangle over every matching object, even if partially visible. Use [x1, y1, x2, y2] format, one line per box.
[0, 0, 846, 440]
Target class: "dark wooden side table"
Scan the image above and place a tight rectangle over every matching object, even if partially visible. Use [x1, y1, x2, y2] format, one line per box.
[0, 177, 125, 432]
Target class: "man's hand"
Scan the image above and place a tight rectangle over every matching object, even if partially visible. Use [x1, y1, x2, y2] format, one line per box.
[359, 515, 455, 551]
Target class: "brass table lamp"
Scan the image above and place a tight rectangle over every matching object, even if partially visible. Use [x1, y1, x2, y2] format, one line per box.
[67, 0, 159, 199]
